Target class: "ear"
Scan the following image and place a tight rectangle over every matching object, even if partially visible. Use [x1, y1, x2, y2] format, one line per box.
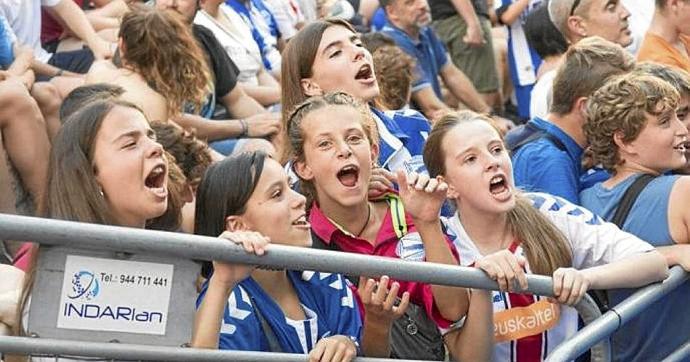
[370, 142, 380, 165]
[293, 159, 315, 181]
[300, 78, 323, 97]
[225, 215, 249, 232]
[566, 15, 586, 41]
[181, 184, 194, 204]
[117, 38, 126, 58]
[574, 96, 589, 118]
[446, 179, 459, 200]
[612, 129, 637, 157]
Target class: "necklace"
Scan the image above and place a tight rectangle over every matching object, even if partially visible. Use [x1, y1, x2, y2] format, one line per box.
[355, 202, 372, 237]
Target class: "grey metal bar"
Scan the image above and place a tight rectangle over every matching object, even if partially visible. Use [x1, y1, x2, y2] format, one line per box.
[576, 294, 610, 362]
[662, 341, 690, 362]
[546, 266, 689, 362]
[0, 214, 609, 360]
[0, 213, 556, 295]
[0, 336, 421, 362]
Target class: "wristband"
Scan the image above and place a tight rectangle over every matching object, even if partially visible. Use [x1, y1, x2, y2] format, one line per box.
[238, 119, 248, 137]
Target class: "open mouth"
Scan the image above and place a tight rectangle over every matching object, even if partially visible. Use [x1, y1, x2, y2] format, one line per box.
[337, 164, 360, 187]
[355, 64, 374, 81]
[489, 174, 508, 195]
[291, 214, 310, 229]
[145, 163, 167, 197]
[674, 141, 688, 154]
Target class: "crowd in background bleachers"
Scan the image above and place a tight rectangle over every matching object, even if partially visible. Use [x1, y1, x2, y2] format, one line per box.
[1, 0, 690, 361]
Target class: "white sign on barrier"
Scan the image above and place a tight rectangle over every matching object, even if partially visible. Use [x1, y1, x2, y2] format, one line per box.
[56, 255, 174, 335]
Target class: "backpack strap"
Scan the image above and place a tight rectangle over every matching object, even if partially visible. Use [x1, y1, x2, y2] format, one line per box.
[387, 194, 408, 239]
[589, 173, 655, 313]
[610, 174, 656, 228]
[249, 296, 283, 353]
[509, 123, 567, 153]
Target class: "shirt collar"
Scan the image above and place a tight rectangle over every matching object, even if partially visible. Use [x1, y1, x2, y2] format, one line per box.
[531, 117, 584, 164]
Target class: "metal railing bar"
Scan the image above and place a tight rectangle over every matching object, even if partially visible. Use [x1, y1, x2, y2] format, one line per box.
[0, 214, 556, 295]
[0, 213, 609, 361]
[0, 336, 423, 362]
[546, 266, 689, 362]
[662, 340, 690, 362]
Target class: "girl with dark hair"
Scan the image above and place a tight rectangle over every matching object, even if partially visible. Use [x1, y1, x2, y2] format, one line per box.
[424, 110, 668, 361]
[192, 152, 404, 359]
[287, 92, 494, 361]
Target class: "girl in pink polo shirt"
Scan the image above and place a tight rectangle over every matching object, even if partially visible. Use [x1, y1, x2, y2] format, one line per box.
[286, 91, 493, 361]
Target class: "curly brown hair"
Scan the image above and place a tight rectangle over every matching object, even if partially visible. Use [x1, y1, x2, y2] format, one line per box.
[372, 45, 415, 110]
[150, 121, 213, 188]
[119, 6, 211, 116]
[585, 73, 679, 173]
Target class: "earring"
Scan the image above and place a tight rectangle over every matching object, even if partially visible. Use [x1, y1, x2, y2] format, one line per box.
[99, 188, 104, 197]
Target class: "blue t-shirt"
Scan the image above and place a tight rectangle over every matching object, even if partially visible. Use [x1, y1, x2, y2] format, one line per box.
[0, 15, 14, 69]
[197, 270, 362, 353]
[580, 174, 690, 362]
[510, 117, 584, 204]
[381, 23, 448, 99]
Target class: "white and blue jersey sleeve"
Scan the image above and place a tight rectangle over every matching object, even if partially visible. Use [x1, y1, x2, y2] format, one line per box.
[196, 270, 362, 354]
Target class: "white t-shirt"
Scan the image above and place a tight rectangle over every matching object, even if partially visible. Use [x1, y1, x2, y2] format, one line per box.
[0, 0, 60, 63]
[529, 69, 556, 120]
[194, 7, 263, 85]
[443, 192, 654, 362]
[262, 0, 303, 40]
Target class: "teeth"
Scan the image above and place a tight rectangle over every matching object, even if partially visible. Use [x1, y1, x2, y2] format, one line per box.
[490, 176, 503, 185]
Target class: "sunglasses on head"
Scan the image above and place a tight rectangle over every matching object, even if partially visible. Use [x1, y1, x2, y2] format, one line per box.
[570, 0, 582, 15]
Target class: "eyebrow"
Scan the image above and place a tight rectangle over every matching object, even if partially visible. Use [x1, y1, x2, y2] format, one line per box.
[322, 34, 361, 55]
[112, 128, 154, 143]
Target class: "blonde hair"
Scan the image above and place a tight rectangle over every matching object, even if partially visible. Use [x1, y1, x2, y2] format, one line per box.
[585, 73, 680, 173]
[423, 111, 572, 275]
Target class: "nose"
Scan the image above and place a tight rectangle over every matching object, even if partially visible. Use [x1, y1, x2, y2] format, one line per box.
[290, 188, 307, 209]
[147, 139, 164, 159]
[352, 44, 366, 62]
[485, 155, 500, 171]
[619, 2, 630, 20]
[336, 140, 353, 158]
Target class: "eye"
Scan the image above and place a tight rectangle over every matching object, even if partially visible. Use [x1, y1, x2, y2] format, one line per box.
[317, 140, 332, 149]
[491, 145, 504, 155]
[464, 155, 477, 164]
[329, 50, 342, 58]
[347, 134, 363, 144]
[271, 188, 283, 199]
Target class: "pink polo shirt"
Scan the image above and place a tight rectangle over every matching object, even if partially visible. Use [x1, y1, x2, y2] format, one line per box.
[309, 199, 458, 330]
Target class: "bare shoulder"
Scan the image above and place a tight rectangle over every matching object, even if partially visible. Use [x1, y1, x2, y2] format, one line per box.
[668, 176, 690, 244]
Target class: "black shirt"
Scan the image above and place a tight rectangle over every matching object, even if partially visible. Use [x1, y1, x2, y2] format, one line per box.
[192, 24, 240, 100]
[429, 0, 489, 22]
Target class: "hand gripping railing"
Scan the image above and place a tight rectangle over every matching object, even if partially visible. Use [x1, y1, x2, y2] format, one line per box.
[0, 213, 607, 361]
[546, 265, 689, 362]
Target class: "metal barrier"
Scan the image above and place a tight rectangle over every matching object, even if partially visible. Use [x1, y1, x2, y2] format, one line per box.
[546, 265, 689, 362]
[0, 213, 607, 361]
[0, 336, 422, 362]
[663, 341, 690, 362]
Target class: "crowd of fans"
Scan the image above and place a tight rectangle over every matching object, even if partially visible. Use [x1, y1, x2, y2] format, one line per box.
[1, 0, 689, 361]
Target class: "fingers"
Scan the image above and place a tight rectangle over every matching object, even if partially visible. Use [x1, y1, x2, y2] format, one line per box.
[396, 169, 409, 193]
[553, 268, 582, 305]
[394, 291, 411, 318]
[397, 170, 448, 194]
[477, 251, 526, 292]
[383, 279, 400, 311]
[373, 276, 390, 304]
[371, 167, 395, 189]
[308, 340, 326, 362]
[218, 231, 270, 256]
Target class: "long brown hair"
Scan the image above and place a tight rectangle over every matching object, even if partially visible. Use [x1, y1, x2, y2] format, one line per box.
[423, 111, 572, 275]
[280, 18, 356, 134]
[12, 100, 151, 341]
[119, 6, 211, 116]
